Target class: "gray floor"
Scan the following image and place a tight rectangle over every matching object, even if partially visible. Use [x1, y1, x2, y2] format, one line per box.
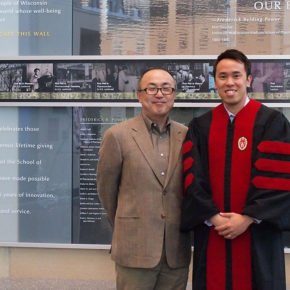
[0, 279, 288, 290]
[0, 279, 115, 290]
[0, 279, 191, 290]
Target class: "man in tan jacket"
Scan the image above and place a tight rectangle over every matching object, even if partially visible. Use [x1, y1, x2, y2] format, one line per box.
[97, 68, 191, 290]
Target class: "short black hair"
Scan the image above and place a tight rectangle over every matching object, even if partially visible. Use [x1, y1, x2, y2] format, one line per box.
[138, 67, 176, 90]
[213, 49, 251, 79]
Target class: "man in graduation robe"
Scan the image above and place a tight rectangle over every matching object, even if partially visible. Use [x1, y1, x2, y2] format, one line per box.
[181, 49, 290, 290]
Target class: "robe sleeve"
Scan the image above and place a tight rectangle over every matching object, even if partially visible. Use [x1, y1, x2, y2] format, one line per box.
[181, 118, 220, 231]
[243, 111, 290, 230]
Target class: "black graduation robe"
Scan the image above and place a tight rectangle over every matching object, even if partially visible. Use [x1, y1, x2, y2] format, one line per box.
[181, 99, 290, 290]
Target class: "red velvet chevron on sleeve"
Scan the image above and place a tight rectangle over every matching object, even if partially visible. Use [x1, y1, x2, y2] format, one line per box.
[184, 173, 194, 193]
[258, 141, 290, 155]
[253, 141, 290, 190]
[184, 157, 194, 172]
[255, 159, 290, 174]
[252, 177, 290, 191]
[183, 140, 193, 155]
[183, 139, 194, 194]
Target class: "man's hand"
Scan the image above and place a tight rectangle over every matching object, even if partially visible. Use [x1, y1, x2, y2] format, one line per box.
[209, 213, 230, 227]
[214, 213, 254, 240]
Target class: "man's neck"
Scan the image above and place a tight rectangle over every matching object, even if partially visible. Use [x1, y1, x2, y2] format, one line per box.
[224, 104, 243, 116]
[224, 96, 249, 116]
[143, 112, 168, 132]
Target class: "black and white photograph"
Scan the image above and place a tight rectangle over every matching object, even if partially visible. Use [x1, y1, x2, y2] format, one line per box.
[251, 62, 284, 94]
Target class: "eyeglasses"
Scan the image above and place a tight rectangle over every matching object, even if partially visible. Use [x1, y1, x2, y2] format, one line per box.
[138, 87, 175, 95]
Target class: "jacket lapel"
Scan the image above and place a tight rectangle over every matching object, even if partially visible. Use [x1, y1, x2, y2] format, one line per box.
[131, 115, 164, 185]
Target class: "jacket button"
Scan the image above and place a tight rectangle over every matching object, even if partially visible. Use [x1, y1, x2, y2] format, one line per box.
[161, 213, 166, 219]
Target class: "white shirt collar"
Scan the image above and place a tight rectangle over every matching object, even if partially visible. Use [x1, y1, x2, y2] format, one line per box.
[224, 96, 250, 119]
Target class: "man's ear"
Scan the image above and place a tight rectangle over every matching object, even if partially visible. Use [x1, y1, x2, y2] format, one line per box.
[247, 75, 253, 88]
[137, 91, 142, 104]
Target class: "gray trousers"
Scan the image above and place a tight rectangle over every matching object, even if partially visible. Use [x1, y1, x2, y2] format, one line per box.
[115, 245, 189, 290]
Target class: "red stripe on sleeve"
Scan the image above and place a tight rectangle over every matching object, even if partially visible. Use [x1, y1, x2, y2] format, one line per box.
[255, 159, 290, 174]
[183, 157, 194, 172]
[258, 141, 290, 155]
[252, 176, 290, 191]
[183, 140, 193, 155]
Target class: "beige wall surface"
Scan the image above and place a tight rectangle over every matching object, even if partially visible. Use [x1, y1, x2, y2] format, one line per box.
[0, 247, 289, 286]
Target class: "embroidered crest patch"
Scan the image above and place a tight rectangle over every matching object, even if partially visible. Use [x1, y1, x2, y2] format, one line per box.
[238, 137, 247, 151]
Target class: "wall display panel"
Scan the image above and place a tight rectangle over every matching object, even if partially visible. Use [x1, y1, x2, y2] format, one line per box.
[1, 1, 290, 57]
[73, 0, 290, 55]
[0, 0, 72, 56]
[0, 107, 72, 243]
[72, 106, 112, 244]
[1, 58, 290, 102]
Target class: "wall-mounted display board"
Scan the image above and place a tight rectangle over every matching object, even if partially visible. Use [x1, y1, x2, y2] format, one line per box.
[0, 107, 72, 243]
[73, 0, 290, 55]
[1, 1, 290, 56]
[0, 57, 290, 102]
[0, 1, 72, 56]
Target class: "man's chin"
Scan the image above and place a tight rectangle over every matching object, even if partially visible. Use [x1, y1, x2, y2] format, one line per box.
[223, 97, 239, 105]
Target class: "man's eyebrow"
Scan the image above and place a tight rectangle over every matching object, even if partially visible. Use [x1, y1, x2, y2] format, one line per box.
[147, 82, 171, 86]
[218, 71, 242, 75]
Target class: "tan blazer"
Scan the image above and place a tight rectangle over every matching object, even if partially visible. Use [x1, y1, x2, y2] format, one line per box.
[97, 114, 191, 269]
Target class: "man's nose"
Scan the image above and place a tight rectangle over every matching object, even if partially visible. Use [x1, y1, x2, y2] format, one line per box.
[225, 77, 234, 86]
[155, 89, 164, 97]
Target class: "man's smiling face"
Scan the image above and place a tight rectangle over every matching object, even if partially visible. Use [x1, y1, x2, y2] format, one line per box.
[215, 58, 252, 112]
